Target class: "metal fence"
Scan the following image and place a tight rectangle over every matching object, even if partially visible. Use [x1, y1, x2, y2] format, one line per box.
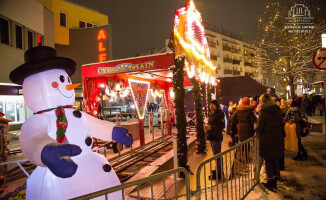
[70, 167, 190, 200]
[196, 135, 259, 200]
[4, 136, 259, 200]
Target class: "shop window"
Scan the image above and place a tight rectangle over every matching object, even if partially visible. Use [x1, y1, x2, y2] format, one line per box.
[0, 17, 9, 45]
[79, 21, 85, 28]
[5, 101, 16, 122]
[0, 101, 3, 113]
[0, 96, 25, 123]
[60, 12, 67, 27]
[15, 25, 23, 49]
[27, 30, 34, 50]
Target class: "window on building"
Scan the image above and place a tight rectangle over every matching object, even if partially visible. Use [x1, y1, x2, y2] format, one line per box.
[27, 30, 34, 50]
[79, 21, 85, 28]
[60, 12, 67, 27]
[0, 17, 9, 45]
[15, 25, 23, 49]
[86, 23, 93, 28]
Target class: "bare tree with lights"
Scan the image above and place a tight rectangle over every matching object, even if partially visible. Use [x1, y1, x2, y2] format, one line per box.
[255, 1, 326, 97]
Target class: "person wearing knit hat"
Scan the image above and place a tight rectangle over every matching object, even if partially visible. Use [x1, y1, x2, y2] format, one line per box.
[242, 97, 250, 105]
[205, 99, 225, 180]
[0, 112, 13, 194]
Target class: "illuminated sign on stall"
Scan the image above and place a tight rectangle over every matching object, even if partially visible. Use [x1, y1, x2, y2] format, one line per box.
[97, 29, 107, 62]
[97, 61, 155, 74]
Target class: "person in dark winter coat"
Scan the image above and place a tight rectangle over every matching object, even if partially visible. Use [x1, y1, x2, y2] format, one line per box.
[256, 94, 283, 191]
[231, 97, 256, 142]
[204, 100, 225, 180]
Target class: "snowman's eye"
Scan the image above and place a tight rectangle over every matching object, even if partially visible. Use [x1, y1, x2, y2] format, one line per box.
[59, 75, 65, 83]
[67, 76, 71, 83]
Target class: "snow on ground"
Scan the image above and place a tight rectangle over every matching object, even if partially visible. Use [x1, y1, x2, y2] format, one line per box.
[246, 115, 326, 200]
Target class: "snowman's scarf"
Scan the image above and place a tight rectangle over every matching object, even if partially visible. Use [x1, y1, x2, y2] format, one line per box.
[35, 105, 72, 144]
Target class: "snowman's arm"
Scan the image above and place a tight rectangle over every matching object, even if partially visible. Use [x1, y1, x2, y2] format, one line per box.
[20, 114, 56, 166]
[83, 112, 115, 141]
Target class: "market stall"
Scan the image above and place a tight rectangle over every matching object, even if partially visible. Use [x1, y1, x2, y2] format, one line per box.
[81, 53, 179, 145]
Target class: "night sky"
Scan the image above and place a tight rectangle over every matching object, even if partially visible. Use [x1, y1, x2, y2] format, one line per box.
[68, 0, 326, 60]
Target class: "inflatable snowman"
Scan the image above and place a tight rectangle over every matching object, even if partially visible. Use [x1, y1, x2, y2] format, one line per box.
[9, 46, 133, 200]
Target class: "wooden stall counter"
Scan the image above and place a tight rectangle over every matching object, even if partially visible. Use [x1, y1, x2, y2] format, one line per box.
[119, 120, 140, 141]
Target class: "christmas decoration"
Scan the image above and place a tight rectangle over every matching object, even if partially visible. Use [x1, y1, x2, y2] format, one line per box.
[191, 78, 206, 154]
[9, 46, 133, 200]
[171, 55, 189, 175]
[255, 1, 326, 97]
[128, 79, 150, 119]
[169, 0, 216, 86]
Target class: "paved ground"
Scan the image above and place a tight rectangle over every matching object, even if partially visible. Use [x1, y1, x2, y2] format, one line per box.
[246, 115, 326, 200]
[2, 116, 326, 199]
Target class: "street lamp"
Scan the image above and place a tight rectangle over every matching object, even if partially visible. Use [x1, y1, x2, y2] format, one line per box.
[287, 85, 291, 99]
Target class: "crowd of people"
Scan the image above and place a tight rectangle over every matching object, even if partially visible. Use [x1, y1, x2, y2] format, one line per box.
[204, 93, 323, 191]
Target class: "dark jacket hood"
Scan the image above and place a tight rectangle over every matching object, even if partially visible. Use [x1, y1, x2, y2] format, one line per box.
[261, 100, 278, 113]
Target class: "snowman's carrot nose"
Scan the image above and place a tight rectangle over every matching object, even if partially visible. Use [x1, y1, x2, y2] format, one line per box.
[66, 83, 81, 90]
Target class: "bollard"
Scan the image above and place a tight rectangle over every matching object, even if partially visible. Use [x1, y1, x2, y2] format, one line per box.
[161, 109, 164, 141]
[149, 111, 154, 141]
[173, 135, 178, 169]
[116, 113, 121, 156]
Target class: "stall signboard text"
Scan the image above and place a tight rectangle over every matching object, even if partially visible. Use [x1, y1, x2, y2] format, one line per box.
[97, 61, 155, 74]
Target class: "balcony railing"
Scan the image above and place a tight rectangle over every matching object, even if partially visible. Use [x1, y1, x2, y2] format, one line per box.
[233, 70, 241, 75]
[224, 69, 233, 74]
[208, 41, 217, 48]
[232, 59, 241, 65]
[231, 48, 241, 54]
[223, 57, 233, 63]
[244, 62, 253, 67]
[223, 45, 232, 52]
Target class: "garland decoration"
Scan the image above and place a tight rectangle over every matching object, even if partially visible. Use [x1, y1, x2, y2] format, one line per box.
[191, 78, 206, 154]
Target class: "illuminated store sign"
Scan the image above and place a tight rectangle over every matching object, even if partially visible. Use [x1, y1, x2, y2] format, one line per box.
[97, 29, 107, 62]
[97, 61, 155, 74]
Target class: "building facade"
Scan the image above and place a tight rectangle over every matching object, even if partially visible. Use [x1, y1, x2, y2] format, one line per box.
[0, 0, 54, 127]
[204, 23, 267, 85]
[39, 0, 112, 83]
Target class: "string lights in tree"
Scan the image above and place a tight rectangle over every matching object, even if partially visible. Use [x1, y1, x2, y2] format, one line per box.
[255, 1, 326, 96]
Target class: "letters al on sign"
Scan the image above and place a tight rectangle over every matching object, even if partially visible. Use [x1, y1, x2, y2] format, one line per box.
[97, 61, 155, 75]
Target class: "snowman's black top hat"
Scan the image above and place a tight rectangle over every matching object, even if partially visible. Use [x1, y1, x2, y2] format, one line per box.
[9, 46, 76, 85]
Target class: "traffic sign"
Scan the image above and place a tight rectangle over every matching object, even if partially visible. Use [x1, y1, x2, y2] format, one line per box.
[313, 48, 326, 70]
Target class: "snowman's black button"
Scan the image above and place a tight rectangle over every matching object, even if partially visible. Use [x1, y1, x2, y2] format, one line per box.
[103, 164, 112, 172]
[73, 110, 82, 118]
[85, 137, 92, 146]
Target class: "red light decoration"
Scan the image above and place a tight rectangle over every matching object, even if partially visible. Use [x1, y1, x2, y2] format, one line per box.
[170, 0, 216, 86]
[97, 29, 107, 62]
[37, 35, 42, 45]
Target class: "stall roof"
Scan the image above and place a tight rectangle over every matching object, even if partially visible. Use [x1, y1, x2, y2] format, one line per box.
[219, 76, 269, 105]
[81, 53, 175, 81]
